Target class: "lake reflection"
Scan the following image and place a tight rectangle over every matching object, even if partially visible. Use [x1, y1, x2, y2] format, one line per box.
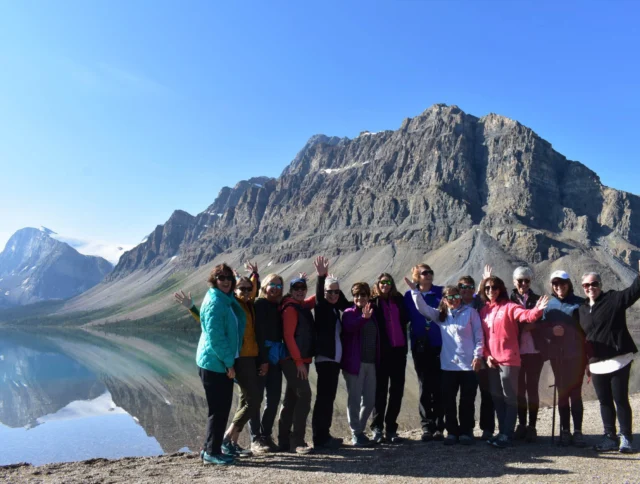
[0, 329, 208, 465]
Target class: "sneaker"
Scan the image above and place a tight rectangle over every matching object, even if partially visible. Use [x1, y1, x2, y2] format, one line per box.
[294, 443, 314, 454]
[199, 450, 204, 460]
[594, 434, 618, 452]
[481, 430, 494, 442]
[525, 426, 537, 443]
[221, 440, 236, 457]
[352, 432, 372, 447]
[421, 430, 433, 442]
[558, 430, 571, 447]
[202, 452, 235, 465]
[314, 436, 343, 450]
[372, 429, 384, 444]
[486, 434, 498, 445]
[444, 434, 458, 446]
[492, 433, 511, 449]
[230, 442, 253, 457]
[251, 439, 271, 454]
[276, 441, 291, 453]
[572, 431, 586, 448]
[432, 430, 444, 441]
[263, 436, 279, 452]
[514, 424, 527, 440]
[386, 432, 403, 444]
[619, 434, 633, 454]
[459, 434, 475, 445]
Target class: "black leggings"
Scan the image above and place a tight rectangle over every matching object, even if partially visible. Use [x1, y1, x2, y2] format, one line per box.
[550, 357, 585, 432]
[591, 362, 633, 438]
[517, 353, 544, 428]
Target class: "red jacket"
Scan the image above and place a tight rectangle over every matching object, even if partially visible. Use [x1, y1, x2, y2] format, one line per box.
[480, 300, 542, 366]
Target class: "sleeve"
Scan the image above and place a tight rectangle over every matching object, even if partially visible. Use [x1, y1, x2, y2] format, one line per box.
[302, 295, 316, 309]
[470, 309, 484, 358]
[188, 305, 201, 324]
[615, 275, 640, 310]
[342, 308, 370, 333]
[282, 305, 303, 365]
[316, 275, 326, 302]
[202, 300, 235, 369]
[411, 290, 440, 321]
[511, 302, 543, 324]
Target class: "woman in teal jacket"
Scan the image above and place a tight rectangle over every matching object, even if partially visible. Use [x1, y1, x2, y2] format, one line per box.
[197, 263, 246, 465]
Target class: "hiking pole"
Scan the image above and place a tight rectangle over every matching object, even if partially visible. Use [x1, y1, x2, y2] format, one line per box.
[550, 352, 558, 445]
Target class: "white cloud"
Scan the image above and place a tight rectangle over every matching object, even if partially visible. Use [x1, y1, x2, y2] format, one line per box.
[51, 234, 134, 265]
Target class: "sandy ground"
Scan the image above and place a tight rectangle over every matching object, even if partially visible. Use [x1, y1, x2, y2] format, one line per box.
[2, 395, 639, 484]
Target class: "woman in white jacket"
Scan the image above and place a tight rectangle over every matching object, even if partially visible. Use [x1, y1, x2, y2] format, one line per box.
[405, 280, 484, 445]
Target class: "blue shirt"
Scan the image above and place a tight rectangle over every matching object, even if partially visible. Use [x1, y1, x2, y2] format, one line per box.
[404, 287, 443, 347]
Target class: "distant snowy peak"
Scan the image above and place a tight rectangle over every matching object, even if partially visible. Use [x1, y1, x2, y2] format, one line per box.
[39, 226, 57, 236]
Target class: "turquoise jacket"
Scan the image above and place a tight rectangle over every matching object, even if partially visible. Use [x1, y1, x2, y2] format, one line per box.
[196, 287, 247, 373]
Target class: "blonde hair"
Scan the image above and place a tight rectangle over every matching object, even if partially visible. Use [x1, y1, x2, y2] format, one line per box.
[259, 273, 284, 299]
[411, 264, 432, 283]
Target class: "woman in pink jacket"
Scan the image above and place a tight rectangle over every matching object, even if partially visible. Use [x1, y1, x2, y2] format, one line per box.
[479, 275, 548, 448]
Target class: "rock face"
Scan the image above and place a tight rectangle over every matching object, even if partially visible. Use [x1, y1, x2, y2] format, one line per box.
[110, 104, 640, 284]
[0, 228, 113, 307]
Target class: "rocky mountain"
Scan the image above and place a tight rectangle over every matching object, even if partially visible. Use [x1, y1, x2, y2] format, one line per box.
[0, 227, 113, 307]
[109, 104, 639, 286]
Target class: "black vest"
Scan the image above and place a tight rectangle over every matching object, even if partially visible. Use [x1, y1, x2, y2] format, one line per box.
[282, 301, 316, 359]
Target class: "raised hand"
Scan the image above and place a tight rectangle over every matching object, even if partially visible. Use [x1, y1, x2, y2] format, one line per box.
[362, 303, 373, 319]
[298, 272, 308, 281]
[483, 264, 493, 280]
[244, 261, 258, 274]
[233, 268, 241, 279]
[313, 256, 329, 277]
[536, 295, 549, 310]
[174, 290, 193, 309]
[404, 276, 417, 291]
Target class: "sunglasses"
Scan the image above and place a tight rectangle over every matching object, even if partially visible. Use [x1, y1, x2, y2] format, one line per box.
[551, 279, 568, 286]
[267, 283, 283, 289]
[458, 284, 474, 290]
[237, 287, 252, 293]
[216, 275, 234, 282]
[292, 285, 307, 291]
[420, 270, 434, 276]
[484, 285, 499, 292]
[325, 289, 340, 295]
[445, 294, 462, 300]
[352, 292, 369, 298]
[582, 281, 600, 289]
[517, 279, 531, 285]
[379, 280, 392, 286]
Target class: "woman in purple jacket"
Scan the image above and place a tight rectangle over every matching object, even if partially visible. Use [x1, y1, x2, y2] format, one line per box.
[341, 282, 379, 447]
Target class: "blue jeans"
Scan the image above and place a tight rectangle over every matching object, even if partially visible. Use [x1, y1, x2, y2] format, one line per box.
[249, 361, 282, 441]
[488, 366, 520, 438]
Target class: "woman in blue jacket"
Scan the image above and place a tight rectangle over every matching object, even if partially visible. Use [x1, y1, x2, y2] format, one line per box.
[196, 263, 246, 465]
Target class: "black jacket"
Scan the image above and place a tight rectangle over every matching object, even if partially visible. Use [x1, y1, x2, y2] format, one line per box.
[370, 293, 410, 355]
[578, 276, 640, 363]
[510, 289, 548, 360]
[314, 275, 351, 360]
[255, 297, 283, 363]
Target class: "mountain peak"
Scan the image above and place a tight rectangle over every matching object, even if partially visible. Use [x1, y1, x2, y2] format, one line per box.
[38, 226, 57, 236]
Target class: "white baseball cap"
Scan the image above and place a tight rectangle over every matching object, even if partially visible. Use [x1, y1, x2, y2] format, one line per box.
[549, 270, 570, 282]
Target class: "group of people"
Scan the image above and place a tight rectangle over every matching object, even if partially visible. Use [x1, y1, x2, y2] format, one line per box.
[174, 257, 639, 465]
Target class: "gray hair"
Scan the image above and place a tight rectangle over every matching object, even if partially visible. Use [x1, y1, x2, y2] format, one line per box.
[581, 272, 602, 283]
[513, 266, 534, 281]
[324, 277, 340, 289]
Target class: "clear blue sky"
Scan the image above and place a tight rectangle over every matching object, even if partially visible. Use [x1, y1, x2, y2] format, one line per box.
[1, 0, 639, 252]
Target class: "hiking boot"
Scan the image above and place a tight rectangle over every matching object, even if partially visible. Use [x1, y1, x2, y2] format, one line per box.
[492, 434, 511, 449]
[230, 442, 253, 457]
[525, 426, 537, 443]
[444, 434, 458, 445]
[514, 424, 527, 440]
[594, 434, 618, 452]
[572, 431, 586, 448]
[202, 452, 235, 465]
[386, 432, 403, 444]
[372, 429, 384, 444]
[432, 430, 444, 441]
[314, 436, 343, 450]
[481, 430, 494, 442]
[352, 432, 372, 447]
[251, 438, 271, 454]
[558, 430, 571, 447]
[294, 442, 314, 454]
[459, 434, 475, 445]
[619, 434, 633, 454]
[421, 430, 433, 442]
[263, 436, 279, 452]
[221, 441, 236, 457]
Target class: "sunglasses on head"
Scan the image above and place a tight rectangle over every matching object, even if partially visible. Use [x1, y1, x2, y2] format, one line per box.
[517, 279, 531, 285]
[484, 285, 499, 292]
[582, 281, 600, 289]
[353, 292, 369, 298]
[237, 287, 252, 293]
[420, 270, 434, 276]
[267, 283, 283, 289]
[445, 294, 462, 301]
[379, 280, 392, 286]
[458, 283, 474, 290]
[292, 284, 307, 291]
[325, 289, 340, 295]
[216, 275, 234, 282]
